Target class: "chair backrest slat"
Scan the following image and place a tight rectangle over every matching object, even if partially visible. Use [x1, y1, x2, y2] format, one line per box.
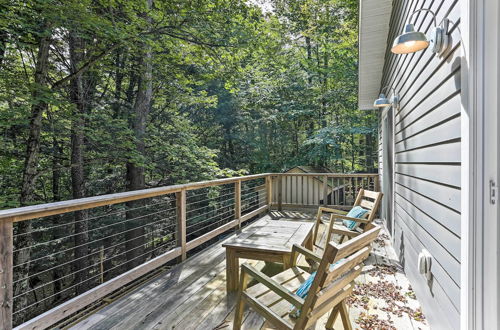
[353, 189, 383, 223]
[360, 199, 375, 210]
[363, 189, 380, 199]
[314, 265, 363, 307]
[324, 246, 372, 284]
[330, 226, 380, 262]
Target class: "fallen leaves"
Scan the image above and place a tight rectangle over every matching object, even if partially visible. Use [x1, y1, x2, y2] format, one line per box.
[346, 262, 427, 328]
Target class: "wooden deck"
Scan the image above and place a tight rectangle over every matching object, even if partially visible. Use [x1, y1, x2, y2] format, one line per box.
[69, 210, 429, 330]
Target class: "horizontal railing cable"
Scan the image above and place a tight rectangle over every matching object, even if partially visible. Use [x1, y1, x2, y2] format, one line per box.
[14, 215, 177, 269]
[186, 208, 234, 230]
[13, 200, 175, 238]
[13, 207, 177, 253]
[189, 189, 236, 201]
[186, 186, 234, 198]
[186, 201, 233, 216]
[13, 221, 177, 286]
[13, 226, 177, 299]
[187, 214, 235, 237]
[13, 239, 178, 315]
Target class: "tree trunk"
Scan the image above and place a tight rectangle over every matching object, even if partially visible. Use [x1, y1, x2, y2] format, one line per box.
[350, 134, 355, 172]
[305, 36, 312, 85]
[69, 31, 90, 294]
[15, 27, 51, 322]
[49, 116, 66, 302]
[125, 0, 153, 270]
[20, 31, 50, 205]
[113, 50, 126, 118]
[365, 133, 374, 172]
[0, 29, 7, 67]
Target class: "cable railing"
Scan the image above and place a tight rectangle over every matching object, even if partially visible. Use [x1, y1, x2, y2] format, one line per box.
[0, 172, 378, 330]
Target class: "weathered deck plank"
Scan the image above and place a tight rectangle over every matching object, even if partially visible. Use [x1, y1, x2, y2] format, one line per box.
[70, 212, 428, 330]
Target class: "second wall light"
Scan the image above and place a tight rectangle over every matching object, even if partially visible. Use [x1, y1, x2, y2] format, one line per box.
[373, 86, 399, 109]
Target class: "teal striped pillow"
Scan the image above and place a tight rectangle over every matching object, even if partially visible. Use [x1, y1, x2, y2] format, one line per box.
[342, 206, 369, 230]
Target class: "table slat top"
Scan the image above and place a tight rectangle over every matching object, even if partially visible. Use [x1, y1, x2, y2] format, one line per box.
[222, 219, 314, 253]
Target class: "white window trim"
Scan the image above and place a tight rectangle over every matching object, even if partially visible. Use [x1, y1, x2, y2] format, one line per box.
[461, 0, 499, 329]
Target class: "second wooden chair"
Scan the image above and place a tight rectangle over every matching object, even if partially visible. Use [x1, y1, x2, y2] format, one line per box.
[311, 189, 383, 249]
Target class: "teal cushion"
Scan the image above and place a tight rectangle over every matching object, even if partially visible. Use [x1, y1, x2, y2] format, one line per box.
[289, 259, 344, 318]
[342, 206, 369, 230]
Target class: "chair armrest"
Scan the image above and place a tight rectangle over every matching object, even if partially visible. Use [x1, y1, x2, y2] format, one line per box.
[331, 214, 370, 224]
[319, 207, 348, 215]
[291, 244, 322, 263]
[241, 263, 305, 308]
[330, 226, 361, 237]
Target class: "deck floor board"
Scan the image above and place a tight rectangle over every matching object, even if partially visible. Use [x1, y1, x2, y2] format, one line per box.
[70, 211, 429, 330]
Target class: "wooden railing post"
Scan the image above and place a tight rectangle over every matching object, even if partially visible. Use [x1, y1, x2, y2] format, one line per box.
[374, 174, 380, 192]
[0, 218, 13, 330]
[323, 175, 328, 206]
[176, 190, 186, 261]
[277, 175, 283, 211]
[265, 175, 272, 210]
[235, 180, 241, 229]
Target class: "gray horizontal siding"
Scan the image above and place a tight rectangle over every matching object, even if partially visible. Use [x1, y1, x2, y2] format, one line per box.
[394, 221, 460, 329]
[378, 0, 461, 329]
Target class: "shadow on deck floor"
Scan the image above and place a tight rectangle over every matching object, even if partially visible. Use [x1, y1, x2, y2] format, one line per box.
[69, 210, 428, 330]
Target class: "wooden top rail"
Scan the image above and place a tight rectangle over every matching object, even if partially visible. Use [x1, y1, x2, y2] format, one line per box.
[0, 173, 271, 222]
[273, 173, 378, 177]
[0, 173, 379, 222]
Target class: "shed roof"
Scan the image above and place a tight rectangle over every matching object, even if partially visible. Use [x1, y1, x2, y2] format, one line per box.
[285, 166, 332, 173]
[358, 0, 393, 110]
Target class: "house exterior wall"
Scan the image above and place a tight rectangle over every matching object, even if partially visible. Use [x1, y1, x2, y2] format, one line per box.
[378, 0, 462, 329]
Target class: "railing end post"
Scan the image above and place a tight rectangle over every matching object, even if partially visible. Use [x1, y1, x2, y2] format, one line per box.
[322, 175, 328, 206]
[176, 190, 187, 261]
[235, 180, 242, 230]
[0, 218, 13, 330]
[265, 176, 272, 211]
[277, 175, 283, 211]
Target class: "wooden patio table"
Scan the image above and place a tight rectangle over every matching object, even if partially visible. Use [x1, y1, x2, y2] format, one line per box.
[222, 218, 314, 292]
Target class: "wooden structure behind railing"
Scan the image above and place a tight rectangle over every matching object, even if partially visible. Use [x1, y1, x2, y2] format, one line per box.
[271, 173, 379, 211]
[0, 173, 378, 330]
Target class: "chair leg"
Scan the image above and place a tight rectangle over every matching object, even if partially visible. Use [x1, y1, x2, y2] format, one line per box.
[339, 301, 352, 330]
[233, 271, 249, 330]
[233, 295, 246, 330]
[325, 304, 341, 329]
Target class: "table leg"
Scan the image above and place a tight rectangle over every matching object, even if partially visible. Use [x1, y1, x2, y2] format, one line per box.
[283, 254, 292, 269]
[226, 248, 239, 292]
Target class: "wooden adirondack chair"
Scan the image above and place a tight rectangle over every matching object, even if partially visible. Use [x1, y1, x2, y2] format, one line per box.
[233, 225, 381, 330]
[312, 189, 383, 247]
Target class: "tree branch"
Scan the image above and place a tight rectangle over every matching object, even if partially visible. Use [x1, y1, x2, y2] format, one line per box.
[51, 42, 122, 90]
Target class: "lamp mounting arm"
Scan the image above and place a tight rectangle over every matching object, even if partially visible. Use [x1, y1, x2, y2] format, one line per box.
[380, 86, 396, 97]
[408, 8, 437, 27]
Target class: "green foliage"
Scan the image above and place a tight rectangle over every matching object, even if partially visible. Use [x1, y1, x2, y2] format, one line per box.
[0, 0, 378, 209]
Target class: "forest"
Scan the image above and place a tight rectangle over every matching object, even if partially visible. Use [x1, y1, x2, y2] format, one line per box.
[0, 0, 378, 325]
[0, 0, 377, 210]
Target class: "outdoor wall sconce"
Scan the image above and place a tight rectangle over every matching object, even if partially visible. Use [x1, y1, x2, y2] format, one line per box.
[391, 8, 450, 55]
[373, 86, 399, 109]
